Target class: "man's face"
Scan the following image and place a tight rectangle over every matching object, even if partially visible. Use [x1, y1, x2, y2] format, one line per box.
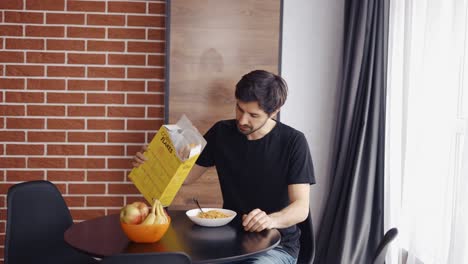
[235, 100, 270, 135]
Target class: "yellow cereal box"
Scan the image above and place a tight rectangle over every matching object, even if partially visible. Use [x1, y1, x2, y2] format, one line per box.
[129, 116, 205, 206]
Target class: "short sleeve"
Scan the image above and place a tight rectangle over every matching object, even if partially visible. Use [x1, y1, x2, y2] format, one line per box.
[195, 123, 217, 167]
[287, 133, 316, 185]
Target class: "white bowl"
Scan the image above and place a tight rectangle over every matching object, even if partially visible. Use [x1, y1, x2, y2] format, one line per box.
[186, 208, 237, 227]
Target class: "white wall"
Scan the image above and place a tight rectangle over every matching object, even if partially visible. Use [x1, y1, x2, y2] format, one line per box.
[281, 0, 344, 233]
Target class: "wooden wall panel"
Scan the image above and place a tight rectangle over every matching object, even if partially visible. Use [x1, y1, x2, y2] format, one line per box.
[167, 0, 281, 209]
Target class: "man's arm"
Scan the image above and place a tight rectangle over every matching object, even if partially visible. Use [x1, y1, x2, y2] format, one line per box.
[183, 164, 210, 185]
[242, 183, 310, 232]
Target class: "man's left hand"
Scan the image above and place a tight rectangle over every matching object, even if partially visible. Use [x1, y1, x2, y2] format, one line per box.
[242, 208, 274, 232]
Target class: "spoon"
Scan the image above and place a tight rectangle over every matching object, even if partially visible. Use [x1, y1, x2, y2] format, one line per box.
[192, 197, 204, 213]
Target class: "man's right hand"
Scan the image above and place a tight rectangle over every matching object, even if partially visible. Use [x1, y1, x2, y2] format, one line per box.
[132, 145, 148, 168]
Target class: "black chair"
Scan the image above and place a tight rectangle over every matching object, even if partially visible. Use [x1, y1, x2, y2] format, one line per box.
[297, 211, 315, 264]
[372, 227, 399, 264]
[4, 180, 99, 264]
[100, 252, 192, 264]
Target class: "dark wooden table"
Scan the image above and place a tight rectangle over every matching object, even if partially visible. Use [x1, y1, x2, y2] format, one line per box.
[64, 210, 281, 263]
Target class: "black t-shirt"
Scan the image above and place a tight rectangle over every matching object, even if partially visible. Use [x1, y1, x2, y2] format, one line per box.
[196, 119, 315, 258]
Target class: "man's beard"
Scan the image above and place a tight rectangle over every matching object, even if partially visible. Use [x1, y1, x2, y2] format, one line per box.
[236, 118, 269, 136]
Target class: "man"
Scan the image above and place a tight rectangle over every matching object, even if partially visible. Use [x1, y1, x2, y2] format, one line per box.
[133, 70, 315, 264]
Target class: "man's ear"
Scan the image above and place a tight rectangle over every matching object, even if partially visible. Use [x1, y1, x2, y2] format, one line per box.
[270, 108, 281, 119]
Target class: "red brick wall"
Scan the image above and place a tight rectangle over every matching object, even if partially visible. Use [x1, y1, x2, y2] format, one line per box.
[0, 0, 166, 261]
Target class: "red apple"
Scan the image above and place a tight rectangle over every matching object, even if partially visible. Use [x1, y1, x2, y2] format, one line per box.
[132, 201, 149, 219]
[120, 204, 143, 224]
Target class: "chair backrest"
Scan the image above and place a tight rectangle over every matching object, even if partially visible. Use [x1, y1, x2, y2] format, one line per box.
[100, 252, 192, 264]
[297, 211, 315, 264]
[372, 227, 399, 264]
[5, 180, 97, 264]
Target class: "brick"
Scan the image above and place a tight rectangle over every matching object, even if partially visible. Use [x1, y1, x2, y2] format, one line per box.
[108, 80, 145, 91]
[68, 79, 105, 91]
[67, 27, 106, 38]
[148, 3, 165, 14]
[108, 106, 145, 117]
[128, 41, 164, 53]
[68, 53, 105, 65]
[0, 51, 24, 63]
[147, 81, 164, 92]
[87, 14, 125, 26]
[0, 25, 23, 36]
[68, 106, 105, 116]
[148, 29, 165, 40]
[108, 1, 146, 13]
[27, 105, 65, 116]
[48, 66, 85, 77]
[47, 13, 84, 24]
[67, 0, 105, 12]
[47, 144, 85, 155]
[128, 67, 164, 79]
[5, 11, 43, 24]
[128, 15, 165, 27]
[88, 170, 125, 181]
[87, 119, 124, 130]
[6, 171, 44, 181]
[68, 27, 105, 39]
[87, 196, 124, 207]
[108, 132, 145, 143]
[126, 145, 142, 156]
[6, 65, 44, 77]
[68, 132, 105, 142]
[1, 105, 25, 116]
[108, 28, 145, 39]
[6, 38, 44, 50]
[108, 183, 140, 195]
[6, 91, 44, 103]
[6, 144, 44, 155]
[29, 157, 65, 168]
[148, 107, 164, 118]
[0, 131, 25, 142]
[0, 79, 25, 89]
[127, 93, 163, 105]
[28, 131, 65, 142]
[47, 39, 84, 51]
[26, 0, 65, 10]
[26, 25, 64, 37]
[68, 158, 105, 169]
[148, 55, 165, 66]
[108, 54, 145, 65]
[63, 196, 85, 207]
[70, 209, 105, 221]
[87, 40, 124, 52]
[27, 52, 65, 64]
[47, 92, 84, 103]
[47, 118, 85, 129]
[7, 118, 44, 129]
[69, 183, 105, 194]
[0, 0, 23, 9]
[27, 79, 65, 90]
[0, 158, 25, 168]
[87, 145, 125, 156]
[47, 170, 85, 181]
[87, 93, 124, 104]
[127, 119, 163, 131]
[88, 67, 125, 78]
[108, 158, 132, 169]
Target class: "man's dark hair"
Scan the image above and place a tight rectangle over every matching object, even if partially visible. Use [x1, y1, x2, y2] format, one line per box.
[235, 70, 288, 115]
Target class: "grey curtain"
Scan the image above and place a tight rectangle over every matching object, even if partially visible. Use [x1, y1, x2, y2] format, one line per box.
[314, 0, 389, 263]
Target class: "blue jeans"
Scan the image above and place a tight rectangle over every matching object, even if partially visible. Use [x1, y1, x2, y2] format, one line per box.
[235, 246, 297, 264]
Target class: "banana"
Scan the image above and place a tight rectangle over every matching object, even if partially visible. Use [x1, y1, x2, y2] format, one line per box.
[154, 199, 169, 224]
[140, 199, 157, 225]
